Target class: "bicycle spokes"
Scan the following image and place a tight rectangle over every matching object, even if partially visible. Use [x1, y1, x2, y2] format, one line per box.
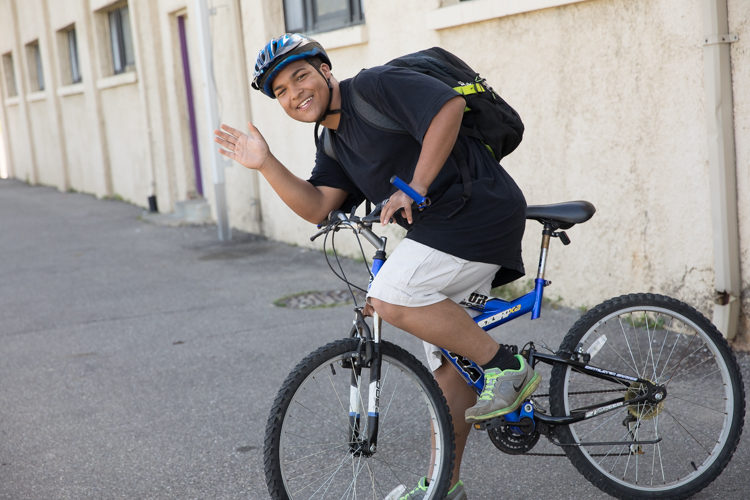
[549, 295, 744, 498]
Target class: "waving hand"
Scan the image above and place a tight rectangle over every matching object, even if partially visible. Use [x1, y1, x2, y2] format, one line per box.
[214, 123, 272, 172]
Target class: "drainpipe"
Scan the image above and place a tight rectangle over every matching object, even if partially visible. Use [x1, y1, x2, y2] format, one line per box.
[193, 0, 231, 241]
[234, 0, 263, 234]
[701, 0, 740, 339]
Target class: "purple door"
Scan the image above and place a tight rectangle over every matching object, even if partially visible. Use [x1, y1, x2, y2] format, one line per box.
[178, 15, 203, 197]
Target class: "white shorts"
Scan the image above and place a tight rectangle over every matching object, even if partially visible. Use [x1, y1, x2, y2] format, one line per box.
[367, 238, 500, 371]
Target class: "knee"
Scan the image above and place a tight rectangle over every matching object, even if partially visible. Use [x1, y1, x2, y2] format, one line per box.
[369, 297, 405, 325]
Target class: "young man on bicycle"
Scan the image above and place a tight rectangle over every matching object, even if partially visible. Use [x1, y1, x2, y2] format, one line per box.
[214, 34, 539, 499]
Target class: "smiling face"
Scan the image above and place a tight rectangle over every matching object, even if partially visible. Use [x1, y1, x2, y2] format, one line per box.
[271, 59, 332, 123]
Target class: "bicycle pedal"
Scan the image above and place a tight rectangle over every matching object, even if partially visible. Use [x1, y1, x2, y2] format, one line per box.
[630, 444, 645, 455]
[473, 416, 507, 431]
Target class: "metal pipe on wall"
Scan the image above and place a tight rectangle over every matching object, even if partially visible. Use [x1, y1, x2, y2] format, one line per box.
[193, 0, 231, 241]
[234, 0, 263, 234]
[701, 0, 740, 339]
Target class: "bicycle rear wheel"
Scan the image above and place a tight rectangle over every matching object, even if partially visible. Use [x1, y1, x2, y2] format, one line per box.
[264, 338, 454, 500]
[549, 293, 744, 500]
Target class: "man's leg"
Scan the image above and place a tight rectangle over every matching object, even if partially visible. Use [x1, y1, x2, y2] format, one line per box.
[433, 362, 477, 489]
[370, 297, 498, 365]
[368, 240, 537, 495]
[371, 296, 540, 485]
[370, 297, 492, 492]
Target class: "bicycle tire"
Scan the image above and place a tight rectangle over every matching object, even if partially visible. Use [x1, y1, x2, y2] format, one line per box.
[549, 293, 745, 500]
[264, 338, 455, 500]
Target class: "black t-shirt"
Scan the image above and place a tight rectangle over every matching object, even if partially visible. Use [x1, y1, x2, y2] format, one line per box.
[308, 66, 526, 286]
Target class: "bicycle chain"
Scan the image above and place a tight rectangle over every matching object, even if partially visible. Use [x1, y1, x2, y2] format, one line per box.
[526, 451, 612, 457]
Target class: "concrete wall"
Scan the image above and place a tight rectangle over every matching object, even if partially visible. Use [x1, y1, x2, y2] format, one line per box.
[438, 0, 717, 311]
[729, 0, 750, 335]
[1, 0, 35, 184]
[1, 0, 747, 335]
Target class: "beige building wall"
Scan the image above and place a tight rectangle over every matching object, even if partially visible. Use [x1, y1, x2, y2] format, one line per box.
[0, 0, 264, 216]
[1, 0, 40, 184]
[438, 0, 718, 311]
[0, 0, 747, 335]
[50, 0, 109, 197]
[730, 0, 749, 335]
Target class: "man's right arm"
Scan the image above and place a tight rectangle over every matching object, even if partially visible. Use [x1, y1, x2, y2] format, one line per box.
[214, 122, 348, 223]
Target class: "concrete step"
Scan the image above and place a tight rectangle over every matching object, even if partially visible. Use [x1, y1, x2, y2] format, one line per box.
[141, 199, 213, 227]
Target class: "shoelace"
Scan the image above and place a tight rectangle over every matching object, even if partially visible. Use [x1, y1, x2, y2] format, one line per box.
[401, 482, 427, 499]
[478, 370, 501, 401]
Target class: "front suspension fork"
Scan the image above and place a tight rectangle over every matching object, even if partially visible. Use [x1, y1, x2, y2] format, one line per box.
[348, 309, 383, 454]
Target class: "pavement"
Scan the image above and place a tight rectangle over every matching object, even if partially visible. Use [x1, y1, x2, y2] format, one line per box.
[0, 178, 748, 499]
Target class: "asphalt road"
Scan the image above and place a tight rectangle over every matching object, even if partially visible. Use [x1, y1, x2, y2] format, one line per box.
[1, 179, 747, 499]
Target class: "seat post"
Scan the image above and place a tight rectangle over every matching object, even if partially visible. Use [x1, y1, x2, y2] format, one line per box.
[536, 222, 553, 281]
[530, 222, 554, 320]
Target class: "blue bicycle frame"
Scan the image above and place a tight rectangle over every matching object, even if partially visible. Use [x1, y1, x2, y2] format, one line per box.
[369, 249, 549, 395]
[322, 181, 656, 443]
[364, 176, 554, 396]
[439, 281, 548, 393]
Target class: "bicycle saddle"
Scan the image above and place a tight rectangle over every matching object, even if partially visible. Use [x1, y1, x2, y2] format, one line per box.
[525, 201, 596, 229]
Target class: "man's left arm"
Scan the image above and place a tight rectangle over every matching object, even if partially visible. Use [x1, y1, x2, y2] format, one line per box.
[380, 95, 466, 226]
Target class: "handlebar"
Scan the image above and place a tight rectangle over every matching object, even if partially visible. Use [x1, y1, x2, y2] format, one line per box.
[310, 205, 382, 242]
[310, 176, 429, 243]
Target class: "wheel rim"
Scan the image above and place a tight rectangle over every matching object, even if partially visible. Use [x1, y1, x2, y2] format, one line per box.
[278, 350, 446, 499]
[562, 305, 736, 492]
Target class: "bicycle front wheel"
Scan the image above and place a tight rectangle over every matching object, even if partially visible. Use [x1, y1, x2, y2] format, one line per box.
[549, 294, 744, 500]
[264, 338, 454, 500]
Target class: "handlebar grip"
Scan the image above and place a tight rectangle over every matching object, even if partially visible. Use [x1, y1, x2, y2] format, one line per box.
[390, 176, 430, 210]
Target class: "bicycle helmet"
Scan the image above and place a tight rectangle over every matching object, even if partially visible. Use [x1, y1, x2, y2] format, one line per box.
[252, 33, 332, 99]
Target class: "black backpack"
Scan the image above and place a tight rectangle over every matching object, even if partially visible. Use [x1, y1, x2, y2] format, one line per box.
[319, 47, 524, 213]
[321, 47, 524, 162]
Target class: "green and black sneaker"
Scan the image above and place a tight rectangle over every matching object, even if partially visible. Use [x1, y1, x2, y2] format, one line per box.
[384, 477, 467, 500]
[465, 354, 541, 423]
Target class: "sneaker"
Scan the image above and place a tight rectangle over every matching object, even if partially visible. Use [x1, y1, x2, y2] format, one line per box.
[465, 354, 541, 423]
[384, 477, 467, 500]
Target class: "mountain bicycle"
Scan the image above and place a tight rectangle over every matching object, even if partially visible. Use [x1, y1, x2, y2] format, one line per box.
[264, 177, 745, 500]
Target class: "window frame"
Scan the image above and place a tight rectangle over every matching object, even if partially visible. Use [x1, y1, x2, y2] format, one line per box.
[67, 27, 82, 84]
[25, 40, 45, 92]
[108, 4, 135, 75]
[283, 0, 364, 35]
[2, 52, 18, 98]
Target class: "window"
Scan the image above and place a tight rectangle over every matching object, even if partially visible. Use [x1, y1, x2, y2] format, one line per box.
[283, 0, 364, 34]
[58, 25, 83, 85]
[2, 52, 17, 97]
[67, 27, 82, 83]
[108, 5, 135, 74]
[26, 41, 45, 92]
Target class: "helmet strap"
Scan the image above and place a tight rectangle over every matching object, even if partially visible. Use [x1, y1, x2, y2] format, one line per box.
[312, 64, 341, 151]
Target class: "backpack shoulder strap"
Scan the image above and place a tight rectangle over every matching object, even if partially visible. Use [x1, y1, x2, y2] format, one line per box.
[318, 125, 338, 162]
[350, 72, 408, 134]
[349, 69, 473, 216]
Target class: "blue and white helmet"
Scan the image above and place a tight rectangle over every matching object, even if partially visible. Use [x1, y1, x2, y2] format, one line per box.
[251, 33, 331, 98]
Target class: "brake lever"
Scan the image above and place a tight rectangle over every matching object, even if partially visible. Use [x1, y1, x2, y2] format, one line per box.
[312, 208, 365, 241]
[310, 225, 330, 241]
[311, 210, 341, 241]
[361, 202, 383, 224]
